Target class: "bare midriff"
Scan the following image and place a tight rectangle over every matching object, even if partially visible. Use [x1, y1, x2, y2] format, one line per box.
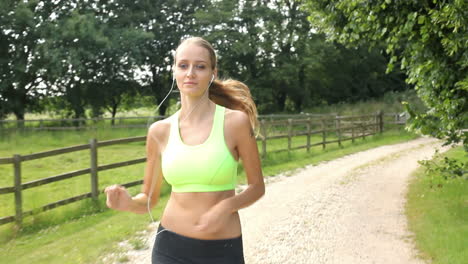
[160, 189, 241, 240]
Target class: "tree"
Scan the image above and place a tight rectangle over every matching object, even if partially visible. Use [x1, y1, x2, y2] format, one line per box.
[84, 1, 153, 121]
[263, 0, 315, 112]
[196, 0, 406, 113]
[303, 0, 468, 149]
[196, 0, 278, 112]
[43, 8, 110, 119]
[0, 0, 51, 120]
[42, 0, 152, 120]
[133, 0, 210, 116]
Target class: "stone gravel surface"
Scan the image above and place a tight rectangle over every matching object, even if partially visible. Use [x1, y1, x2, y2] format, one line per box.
[102, 137, 450, 264]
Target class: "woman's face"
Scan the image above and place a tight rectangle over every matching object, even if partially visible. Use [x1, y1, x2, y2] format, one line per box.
[174, 43, 216, 97]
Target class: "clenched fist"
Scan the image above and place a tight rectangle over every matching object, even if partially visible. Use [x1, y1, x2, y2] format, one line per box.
[104, 185, 132, 212]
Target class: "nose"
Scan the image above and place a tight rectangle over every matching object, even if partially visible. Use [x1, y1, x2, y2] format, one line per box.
[186, 65, 195, 78]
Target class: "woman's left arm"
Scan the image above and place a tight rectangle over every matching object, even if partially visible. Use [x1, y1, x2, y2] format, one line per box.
[220, 111, 265, 213]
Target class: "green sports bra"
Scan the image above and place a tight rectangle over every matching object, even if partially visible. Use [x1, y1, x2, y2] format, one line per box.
[161, 104, 239, 192]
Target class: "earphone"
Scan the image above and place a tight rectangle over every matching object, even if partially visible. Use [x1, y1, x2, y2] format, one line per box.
[146, 72, 215, 236]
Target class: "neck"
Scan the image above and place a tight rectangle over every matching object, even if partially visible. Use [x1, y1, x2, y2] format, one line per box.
[179, 92, 214, 124]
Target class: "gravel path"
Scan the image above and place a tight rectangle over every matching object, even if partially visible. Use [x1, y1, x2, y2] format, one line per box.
[102, 137, 450, 264]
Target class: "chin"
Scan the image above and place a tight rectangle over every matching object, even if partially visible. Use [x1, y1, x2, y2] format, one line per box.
[180, 87, 207, 97]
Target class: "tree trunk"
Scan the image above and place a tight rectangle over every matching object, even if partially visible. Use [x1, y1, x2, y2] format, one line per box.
[111, 104, 117, 126]
[150, 66, 170, 117]
[276, 91, 287, 112]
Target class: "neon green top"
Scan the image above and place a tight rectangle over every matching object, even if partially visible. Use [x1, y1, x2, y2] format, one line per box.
[161, 104, 239, 192]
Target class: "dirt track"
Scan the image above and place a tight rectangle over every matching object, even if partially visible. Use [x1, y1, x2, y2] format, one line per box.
[103, 137, 450, 264]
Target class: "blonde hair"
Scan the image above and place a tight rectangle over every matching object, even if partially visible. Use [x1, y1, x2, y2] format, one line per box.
[174, 37, 259, 132]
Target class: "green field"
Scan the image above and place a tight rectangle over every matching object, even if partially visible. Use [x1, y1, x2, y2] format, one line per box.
[406, 146, 468, 264]
[0, 126, 418, 263]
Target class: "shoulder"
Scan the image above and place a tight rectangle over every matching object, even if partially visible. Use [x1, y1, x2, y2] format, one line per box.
[147, 114, 174, 144]
[224, 108, 250, 128]
[224, 107, 253, 139]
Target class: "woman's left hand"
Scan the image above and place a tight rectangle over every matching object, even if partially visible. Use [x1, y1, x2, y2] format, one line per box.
[195, 201, 232, 234]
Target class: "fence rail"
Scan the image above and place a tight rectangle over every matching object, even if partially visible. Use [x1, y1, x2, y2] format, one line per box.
[0, 111, 405, 226]
[0, 112, 370, 131]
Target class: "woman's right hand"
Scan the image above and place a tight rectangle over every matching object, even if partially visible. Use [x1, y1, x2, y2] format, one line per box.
[104, 184, 132, 212]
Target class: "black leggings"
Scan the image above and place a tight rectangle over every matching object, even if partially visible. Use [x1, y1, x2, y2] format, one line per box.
[152, 224, 245, 264]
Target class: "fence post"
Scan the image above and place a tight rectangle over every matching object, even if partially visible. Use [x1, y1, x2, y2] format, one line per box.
[379, 110, 384, 133]
[306, 118, 311, 152]
[351, 117, 355, 143]
[261, 120, 267, 158]
[362, 117, 366, 139]
[374, 113, 378, 134]
[13, 154, 23, 227]
[336, 116, 342, 147]
[321, 119, 326, 149]
[90, 139, 99, 200]
[287, 119, 292, 152]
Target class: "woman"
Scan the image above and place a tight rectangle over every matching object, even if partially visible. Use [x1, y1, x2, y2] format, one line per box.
[104, 37, 265, 264]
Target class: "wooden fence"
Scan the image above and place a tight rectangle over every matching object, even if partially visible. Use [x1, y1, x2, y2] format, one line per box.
[0, 111, 404, 226]
[258, 112, 385, 157]
[0, 115, 165, 131]
[0, 113, 335, 131]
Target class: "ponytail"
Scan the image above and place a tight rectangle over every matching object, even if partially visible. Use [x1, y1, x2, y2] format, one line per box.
[209, 79, 259, 133]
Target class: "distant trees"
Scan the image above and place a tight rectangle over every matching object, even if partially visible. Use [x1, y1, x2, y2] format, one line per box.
[196, 0, 407, 112]
[41, 1, 153, 119]
[303, 0, 467, 149]
[0, 0, 408, 120]
[0, 1, 50, 120]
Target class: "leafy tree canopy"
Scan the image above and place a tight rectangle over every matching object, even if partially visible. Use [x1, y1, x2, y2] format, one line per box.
[303, 0, 468, 149]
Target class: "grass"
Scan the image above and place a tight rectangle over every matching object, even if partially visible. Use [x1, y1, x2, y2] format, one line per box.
[406, 146, 468, 264]
[0, 128, 156, 221]
[303, 89, 426, 116]
[129, 237, 149, 250]
[1, 194, 170, 264]
[0, 126, 418, 263]
[2, 97, 181, 121]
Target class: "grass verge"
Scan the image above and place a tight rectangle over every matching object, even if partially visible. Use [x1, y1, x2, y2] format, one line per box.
[406, 146, 468, 264]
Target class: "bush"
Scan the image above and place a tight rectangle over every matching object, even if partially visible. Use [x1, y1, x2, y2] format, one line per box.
[418, 149, 468, 182]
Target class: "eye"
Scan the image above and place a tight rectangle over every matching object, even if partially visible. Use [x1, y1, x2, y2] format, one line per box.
[177, 63, 188, 69]
[196, 64, 206, 69]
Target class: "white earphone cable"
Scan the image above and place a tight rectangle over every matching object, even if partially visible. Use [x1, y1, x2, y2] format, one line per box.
[146, 75, 214, 236]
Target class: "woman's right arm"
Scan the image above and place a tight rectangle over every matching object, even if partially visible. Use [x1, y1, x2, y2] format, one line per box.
[105, 121, 166, 214]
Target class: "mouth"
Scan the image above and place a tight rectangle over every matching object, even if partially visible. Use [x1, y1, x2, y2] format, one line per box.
[184, 82, 197, 85]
